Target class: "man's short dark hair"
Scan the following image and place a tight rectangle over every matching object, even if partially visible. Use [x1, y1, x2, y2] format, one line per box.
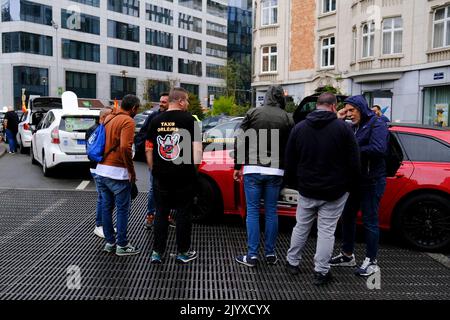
[317, 93, 337, 106]
[169, 87, 188, 103]
[160, 92, 169, 98]
[121, 94, 140, 111]
[372, 105, 381, 111]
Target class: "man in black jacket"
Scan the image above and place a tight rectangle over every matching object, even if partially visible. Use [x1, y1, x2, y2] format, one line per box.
[284, 93, 360, 286]
[234, 85, 294, 267]
[3, 106, 19, 154]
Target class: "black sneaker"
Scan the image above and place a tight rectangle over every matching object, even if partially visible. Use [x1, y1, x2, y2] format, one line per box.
[235, 255, 258, 267]
[313, 271, 333, 286]
[266, 255, 278, 265]
[329, 252, 356, 267]
[285, 262, 301, 275]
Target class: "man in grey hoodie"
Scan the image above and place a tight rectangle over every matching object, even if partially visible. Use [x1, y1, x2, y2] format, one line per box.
[233, 85, 294, 267]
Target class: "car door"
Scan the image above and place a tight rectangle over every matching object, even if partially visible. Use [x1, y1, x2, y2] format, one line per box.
[34, 112, 54, 164]
[58, 115, 97, 155]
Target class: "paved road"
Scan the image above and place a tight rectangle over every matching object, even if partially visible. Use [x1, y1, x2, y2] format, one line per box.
[0, 144, 150, 192]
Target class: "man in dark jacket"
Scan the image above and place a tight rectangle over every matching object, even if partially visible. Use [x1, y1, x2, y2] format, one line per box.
[285, 93, 360, 286]
[233, 85, 294, 267]
[3, 106, 19, 154]
[330, 95, 389, 277]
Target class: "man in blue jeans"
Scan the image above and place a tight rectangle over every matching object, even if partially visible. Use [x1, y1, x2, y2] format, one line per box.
[330, 95, 389, 276]
[3, 106, 19, 154]
[233, 85, 294, 267]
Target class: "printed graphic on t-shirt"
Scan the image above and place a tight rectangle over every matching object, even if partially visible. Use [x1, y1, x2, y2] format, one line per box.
[157, 134, 180, 161]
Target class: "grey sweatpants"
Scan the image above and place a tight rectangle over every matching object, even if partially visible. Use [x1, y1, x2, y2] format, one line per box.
[286, 193, 349, 274]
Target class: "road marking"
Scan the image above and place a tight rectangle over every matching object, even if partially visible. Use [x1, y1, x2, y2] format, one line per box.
[76, 180, 90, 190]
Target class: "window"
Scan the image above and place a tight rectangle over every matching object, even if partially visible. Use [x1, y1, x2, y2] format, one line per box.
[61, 10, 100, 35]
[423, 86, 450, 128]
[352, 27, 357, 62]
[107, 20, 139, 42]
[179, 0, 202, 11]
[261, 0, 278, 26]
[362, 21, 375, 58]
[207, 0, 227, 19]
[179, 13, 202, 33]
[111, 76, 136, 100]
[321, 36, 335, 68]
[13, 66, 48, 108]
[383, 17, 403, 54]
[70, 0, 100, 7]
[62, 39, 100, 62]
[107, 47, 139, 68]
[146, 53, 173, 72]
[107, 0, 139, 17]
[2, 32, 52, 56]
[206, 21, 227, 39]
[66, 71, 96, 99]
[1, 0, 52, 26]
[397, 133, 450, 162]
[206, 63, 225, 78]
[261, 45, 277, 73]
[322, 0, 336, 14]
[146, 29, 173, 49]
[180, 83, 199, 97]
[178, 36, 202, 55]
[178, 59, 202, 76]
[146, 80, 170, 102]
[206, 42, 227, 59]
[433, 6, 450, 49]
[146, 4, 173, 25]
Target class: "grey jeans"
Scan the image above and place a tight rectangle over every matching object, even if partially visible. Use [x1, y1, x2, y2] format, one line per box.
[286, 193, 349, 275]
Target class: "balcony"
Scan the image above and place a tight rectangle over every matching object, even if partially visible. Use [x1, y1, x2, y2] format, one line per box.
[427, 47, 450, 63]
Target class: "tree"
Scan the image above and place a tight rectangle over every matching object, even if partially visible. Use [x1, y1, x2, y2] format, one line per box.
[188, 93, 205, 120]
[221, 57, 252, 105]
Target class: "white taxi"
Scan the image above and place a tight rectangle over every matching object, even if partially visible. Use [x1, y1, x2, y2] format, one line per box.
[30, 92, 100, 176]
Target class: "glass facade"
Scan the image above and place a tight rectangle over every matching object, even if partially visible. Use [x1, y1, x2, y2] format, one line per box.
[107, 47, 139, 68]
[1, 0, 52, 26]
[62, 39, 100, 62]
[423, 86, 450, 128]
[107, 0, 140, 17]
[147, 80, 170, 102]
[146, 53, 173, 72]
[111, 75, 136, 100]
[146, 4, 173, 25]
[2, 32, 52, 56]
[66, 71, 96, 99]
[61, 9, 100, 35]
[146, 29, 173, 49]
[107, 20, 140, 42]
[178, 59, 202, 76]
[181, 83, 199, 97]
[13, 66, 48, 108]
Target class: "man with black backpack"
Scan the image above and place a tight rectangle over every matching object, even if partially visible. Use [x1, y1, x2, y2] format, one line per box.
[134, 92, 170, 230]
[330, 95, 389, 277]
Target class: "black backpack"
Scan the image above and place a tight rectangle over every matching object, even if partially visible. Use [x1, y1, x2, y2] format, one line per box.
[385, 131, 403, 177]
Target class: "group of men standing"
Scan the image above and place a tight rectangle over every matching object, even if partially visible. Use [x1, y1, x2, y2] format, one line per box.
[90, 86, 389, 286]
[234, 88, 389, 286]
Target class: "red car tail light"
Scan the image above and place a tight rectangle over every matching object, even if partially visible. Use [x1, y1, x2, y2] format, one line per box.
[51, 127, 60, 144]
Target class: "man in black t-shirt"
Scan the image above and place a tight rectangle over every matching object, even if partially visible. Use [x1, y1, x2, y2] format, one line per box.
[3, 106, 19, 154]
[146, 87, 202, 264]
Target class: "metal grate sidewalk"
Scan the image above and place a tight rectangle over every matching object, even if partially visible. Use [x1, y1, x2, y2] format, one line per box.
[0, 189, 449, 300]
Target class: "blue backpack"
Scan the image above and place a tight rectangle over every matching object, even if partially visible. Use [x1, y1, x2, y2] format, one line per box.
[86, 115, 120, 162]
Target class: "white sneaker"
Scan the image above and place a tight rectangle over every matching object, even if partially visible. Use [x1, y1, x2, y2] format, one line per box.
[355, 257, 380, 277]
[93, 226, 105, 238]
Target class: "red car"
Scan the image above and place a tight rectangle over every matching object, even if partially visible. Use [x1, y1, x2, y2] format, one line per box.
[195, 119, 450, 252]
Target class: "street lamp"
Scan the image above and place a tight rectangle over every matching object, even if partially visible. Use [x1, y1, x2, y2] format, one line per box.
[120, 70, 128, 99]
[51, 20, 59, 96]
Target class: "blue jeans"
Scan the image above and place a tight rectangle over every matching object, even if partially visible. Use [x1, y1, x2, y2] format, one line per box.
[244, 174, 283, 258]
[147, 169, 155, 215]
[5, 129, 16, 152]
[96, 175, 131, 247]
[91, 172, 103, 227]
[342, 177, 386, 260]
